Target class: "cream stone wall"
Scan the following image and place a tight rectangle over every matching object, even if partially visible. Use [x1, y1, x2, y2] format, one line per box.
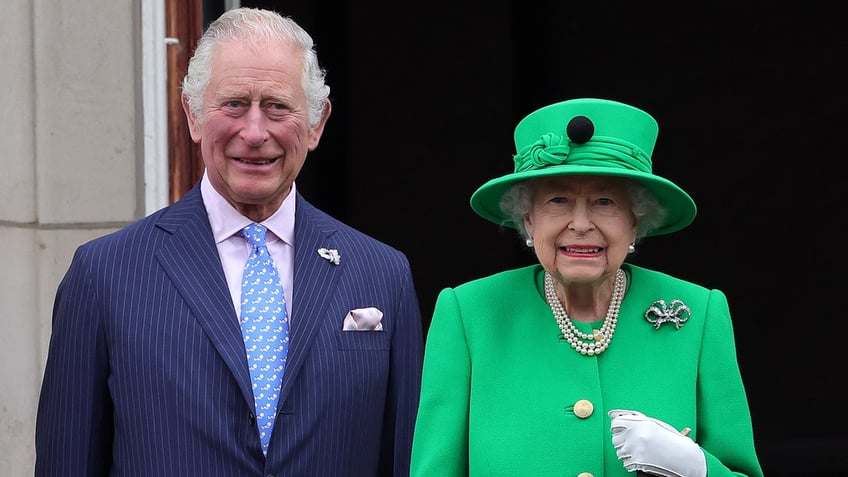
[0, 1, 148, 474]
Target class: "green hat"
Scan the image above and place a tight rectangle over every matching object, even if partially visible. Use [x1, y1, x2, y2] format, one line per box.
[469, 98, 697, 237]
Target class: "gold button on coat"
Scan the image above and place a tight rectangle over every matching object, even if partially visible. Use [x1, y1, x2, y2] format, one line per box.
[577, 472, 594, 477]
[574, 399, 594, 418]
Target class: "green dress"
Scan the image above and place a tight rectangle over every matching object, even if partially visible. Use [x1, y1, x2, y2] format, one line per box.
[411, 263, 763, 477]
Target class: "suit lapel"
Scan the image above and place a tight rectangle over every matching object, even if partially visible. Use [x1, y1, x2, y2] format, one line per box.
[278, 195, 341, 400]
[153, 187, 254, 403]
[148, 190, 345, 412]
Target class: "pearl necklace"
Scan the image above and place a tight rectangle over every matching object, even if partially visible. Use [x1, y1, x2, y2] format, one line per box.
[544, 269, 626, 356]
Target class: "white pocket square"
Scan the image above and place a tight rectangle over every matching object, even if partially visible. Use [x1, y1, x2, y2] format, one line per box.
[343, 307, 384, 331]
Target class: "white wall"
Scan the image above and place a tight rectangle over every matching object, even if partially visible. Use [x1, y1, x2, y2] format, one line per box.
[0, 1, 164, 474]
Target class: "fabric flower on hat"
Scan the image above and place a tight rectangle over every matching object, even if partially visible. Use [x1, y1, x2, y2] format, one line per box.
[514, 133, 572, 171]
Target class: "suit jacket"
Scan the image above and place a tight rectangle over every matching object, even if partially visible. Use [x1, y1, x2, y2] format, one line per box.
[411, 263, 763, 477]
[35, 185, 424, 477]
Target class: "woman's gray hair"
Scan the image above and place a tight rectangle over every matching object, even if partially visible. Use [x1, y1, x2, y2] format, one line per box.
[181, 8, 330, 127]
[500, 177, 668, 243]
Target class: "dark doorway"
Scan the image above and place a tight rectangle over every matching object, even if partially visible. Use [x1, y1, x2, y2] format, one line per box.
[197, 2, 848, 474]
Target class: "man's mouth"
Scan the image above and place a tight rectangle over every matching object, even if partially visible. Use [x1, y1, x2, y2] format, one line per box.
[235, 157, 278, 165]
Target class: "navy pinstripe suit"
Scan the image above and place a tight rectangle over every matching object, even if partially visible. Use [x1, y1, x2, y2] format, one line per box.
[35, 185, 424, 476]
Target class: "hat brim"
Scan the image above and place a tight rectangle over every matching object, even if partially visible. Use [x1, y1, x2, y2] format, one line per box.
[470, 165, 697, 237]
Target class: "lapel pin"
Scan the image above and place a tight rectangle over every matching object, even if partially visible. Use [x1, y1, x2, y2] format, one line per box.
[317, 248, 341, 265]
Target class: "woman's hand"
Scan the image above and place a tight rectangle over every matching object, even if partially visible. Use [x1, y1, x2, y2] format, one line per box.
[608, 409, 706, 477]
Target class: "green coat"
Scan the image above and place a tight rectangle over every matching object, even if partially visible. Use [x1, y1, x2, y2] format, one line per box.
[411, 263, 763, 477]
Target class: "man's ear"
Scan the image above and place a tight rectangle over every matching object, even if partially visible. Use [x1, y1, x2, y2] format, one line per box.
[307, 99, 332, 151]
[182, 95, 202, 143]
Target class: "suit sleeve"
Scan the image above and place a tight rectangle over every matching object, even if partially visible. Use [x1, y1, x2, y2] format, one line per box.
[385, 262, 425, 476]
[35, 247, 113, 476]
[411, 287, 471, 477]
[697, 289, 764, 477]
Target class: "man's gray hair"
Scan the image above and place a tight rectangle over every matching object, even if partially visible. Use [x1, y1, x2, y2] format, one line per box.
[181, 7, 330, 127]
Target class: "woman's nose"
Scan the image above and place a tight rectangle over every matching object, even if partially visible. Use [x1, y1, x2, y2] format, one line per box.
[567, 202, 595, 232]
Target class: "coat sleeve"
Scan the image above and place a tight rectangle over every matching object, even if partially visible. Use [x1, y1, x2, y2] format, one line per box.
[384, 260, 425, 476]
[697, 288, 764, 477]
[411, 287, 471, 477]
[35, 246, 113, 476]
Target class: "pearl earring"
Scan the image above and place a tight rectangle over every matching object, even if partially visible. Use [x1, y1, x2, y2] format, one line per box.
[628, 243, 636, 253]
[526, 238, 534, 247]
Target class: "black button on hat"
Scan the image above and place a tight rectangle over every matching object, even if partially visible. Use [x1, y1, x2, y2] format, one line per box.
[566, 115, 594, 144]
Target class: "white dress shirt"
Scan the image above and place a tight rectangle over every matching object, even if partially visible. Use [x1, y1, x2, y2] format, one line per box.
[200, 171, 295, 322]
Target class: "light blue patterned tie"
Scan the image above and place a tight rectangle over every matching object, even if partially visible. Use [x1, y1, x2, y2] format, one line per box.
[239, 223, 289, 455]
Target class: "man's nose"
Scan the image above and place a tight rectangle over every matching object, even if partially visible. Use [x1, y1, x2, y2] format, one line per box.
[241, 103, 269, 146]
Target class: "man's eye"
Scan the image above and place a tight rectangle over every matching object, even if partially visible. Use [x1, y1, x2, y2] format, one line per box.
[264, 103, 290, 119]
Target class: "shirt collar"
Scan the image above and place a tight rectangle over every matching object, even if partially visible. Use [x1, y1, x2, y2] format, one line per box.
[200, 171, 296, 246]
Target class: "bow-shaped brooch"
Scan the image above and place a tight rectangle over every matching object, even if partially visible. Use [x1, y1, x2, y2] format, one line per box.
[317, 248, 341, 265]
[644, 299, 690, 330]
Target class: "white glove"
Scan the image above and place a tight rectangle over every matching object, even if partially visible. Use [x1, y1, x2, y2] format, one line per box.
[609, 409, 706, 477]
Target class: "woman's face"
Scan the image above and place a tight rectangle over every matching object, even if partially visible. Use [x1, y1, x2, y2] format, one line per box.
[524, 175, 638, 286]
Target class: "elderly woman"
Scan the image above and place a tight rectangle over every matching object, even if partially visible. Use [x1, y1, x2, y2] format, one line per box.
[410, 98, 763, 477]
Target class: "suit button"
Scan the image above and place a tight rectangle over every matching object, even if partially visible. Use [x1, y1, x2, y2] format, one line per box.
[577, 473, 594, 477]
[248, 412, 256, 426]
[574, 399, 594, 418]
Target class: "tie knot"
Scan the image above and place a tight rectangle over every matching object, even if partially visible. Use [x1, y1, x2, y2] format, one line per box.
[241, 223, 268, 248]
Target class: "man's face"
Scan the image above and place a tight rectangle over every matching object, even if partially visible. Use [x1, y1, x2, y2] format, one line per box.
[184, 39, 328, 220]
